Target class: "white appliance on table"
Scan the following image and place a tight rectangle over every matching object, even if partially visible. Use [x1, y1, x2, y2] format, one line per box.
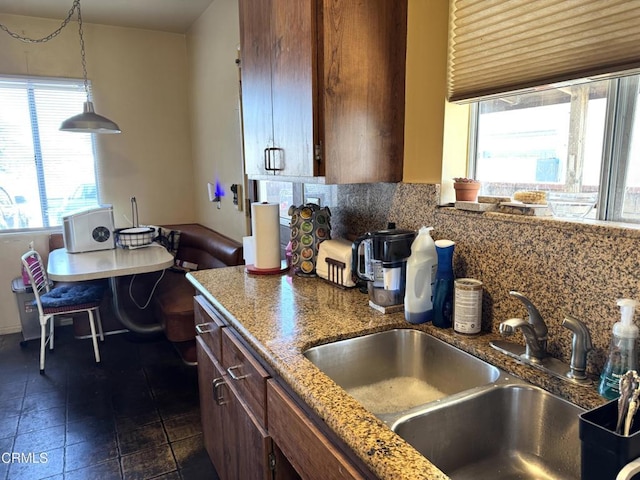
[62, 205, 115, 253]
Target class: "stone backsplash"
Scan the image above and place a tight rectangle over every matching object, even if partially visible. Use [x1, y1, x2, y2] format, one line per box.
[329, 182, 640, 375]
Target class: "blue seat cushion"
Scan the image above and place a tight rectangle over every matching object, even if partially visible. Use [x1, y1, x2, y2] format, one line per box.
[36, 282, 106, 310]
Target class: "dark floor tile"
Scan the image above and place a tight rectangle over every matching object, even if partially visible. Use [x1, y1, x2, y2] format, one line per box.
[163, 412, 202, 442]
[64, 459, 123, 480]
[65, 437, 118, 472]
[156, 392, 199, 421]
[117, 421, 167, 456]
[13, 424, 65, 453]
[66, 417, 116, 446]
[0, 436, 13, 479]
[0, 415, 19, 439]
[66, 395, 113, 424]
[0, 379, 26, 403]
[0, 395, 24, 418]
[18, 405, 66, 434]
[112, 389, 156, 418]
[22, 390, 67, 413]
[6, 446, 64, 480]
[171, 434, 216, 477]
[150, 472, 180, 480]
[1, 328, 209, 480]
[121, 444, 176, 480]
[25, 369, 67, 396]
[115, 410, 162, 434]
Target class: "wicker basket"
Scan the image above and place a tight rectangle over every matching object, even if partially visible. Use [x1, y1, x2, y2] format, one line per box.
[114, 226, 156, 249]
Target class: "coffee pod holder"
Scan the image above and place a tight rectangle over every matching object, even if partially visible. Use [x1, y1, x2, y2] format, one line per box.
[287, 203, 331, 277]
[579, 400, 640, 479]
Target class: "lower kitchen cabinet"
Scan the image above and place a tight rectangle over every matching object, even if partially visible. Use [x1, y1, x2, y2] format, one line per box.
[267, 380, 366, 480]
[195, 296, 299, 479]
[195, 295, 371, 480]
[197, 336, 286, 479]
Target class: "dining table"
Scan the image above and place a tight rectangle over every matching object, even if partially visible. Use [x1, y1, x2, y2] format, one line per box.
[47, 243, 174, 334]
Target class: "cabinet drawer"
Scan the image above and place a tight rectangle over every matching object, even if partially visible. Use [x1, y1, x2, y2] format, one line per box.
[267, 380, 365, 480]
[194, 296, 225, 361]
[222, 328, 270, 426]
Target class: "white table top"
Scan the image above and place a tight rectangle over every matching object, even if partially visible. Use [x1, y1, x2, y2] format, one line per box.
[47, 244, 174, 282]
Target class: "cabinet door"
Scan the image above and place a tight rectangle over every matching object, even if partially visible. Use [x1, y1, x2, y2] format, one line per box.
[196, 336, 227, 476]
[267, 380, 366, 480]
[270, 0, 317, 178]
[224, 377, 273, 480]
[239, 0, 275, 176]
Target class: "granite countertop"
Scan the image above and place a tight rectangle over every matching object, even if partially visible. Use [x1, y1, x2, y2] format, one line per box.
[187, 266, 606, 480]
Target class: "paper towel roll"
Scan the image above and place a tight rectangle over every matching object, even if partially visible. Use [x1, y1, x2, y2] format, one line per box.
[251, 202, 281, 269]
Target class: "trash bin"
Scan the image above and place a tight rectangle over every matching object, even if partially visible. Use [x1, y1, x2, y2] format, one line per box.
[11, 276, 40, 344]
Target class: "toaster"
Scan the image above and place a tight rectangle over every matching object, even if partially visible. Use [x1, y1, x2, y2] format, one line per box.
[62, 205, 115, 253]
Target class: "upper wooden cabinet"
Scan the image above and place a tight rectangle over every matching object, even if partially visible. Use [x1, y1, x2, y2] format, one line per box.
[239, 0, 408, 184]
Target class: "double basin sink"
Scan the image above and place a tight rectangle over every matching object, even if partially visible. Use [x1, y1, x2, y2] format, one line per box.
[303, 329, 583, 480]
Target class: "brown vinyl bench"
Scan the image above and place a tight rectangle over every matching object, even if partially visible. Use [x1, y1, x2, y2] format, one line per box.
[152, 223, 243, 364]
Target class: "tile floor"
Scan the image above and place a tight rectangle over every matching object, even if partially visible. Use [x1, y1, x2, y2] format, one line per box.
[0, 325, 219, 480]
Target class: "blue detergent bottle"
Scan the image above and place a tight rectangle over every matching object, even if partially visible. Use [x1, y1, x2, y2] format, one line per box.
[432, 240, 455, 329]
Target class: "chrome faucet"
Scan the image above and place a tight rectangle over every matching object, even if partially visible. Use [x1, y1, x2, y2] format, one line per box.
[498, 291, 548, 362]
[561, 315, 593, 381]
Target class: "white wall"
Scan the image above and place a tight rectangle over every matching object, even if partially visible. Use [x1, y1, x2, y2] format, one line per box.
[187, 0, 248, 242]
[0, 14, 196, 333]
[0, 13, 195, 227]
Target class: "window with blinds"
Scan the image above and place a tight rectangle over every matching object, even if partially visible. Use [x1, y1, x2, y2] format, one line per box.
[0, 76, 99, 230]
[448, 0, 640, 102]
[453, 2, 640, 223]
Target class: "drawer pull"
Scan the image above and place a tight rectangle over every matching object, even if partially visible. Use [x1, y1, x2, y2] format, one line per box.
[196, 323, 215, 335]
[227, 365, 248, 381]
[212, 377, 228, 405]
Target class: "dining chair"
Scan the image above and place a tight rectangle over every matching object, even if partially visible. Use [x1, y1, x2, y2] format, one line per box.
[21, 249, 106, 374]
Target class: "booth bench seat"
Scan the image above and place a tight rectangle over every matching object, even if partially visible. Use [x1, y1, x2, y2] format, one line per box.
[153, 223, 243, 364]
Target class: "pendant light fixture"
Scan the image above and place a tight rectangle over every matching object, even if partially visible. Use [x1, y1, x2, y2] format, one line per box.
[59, 0, 120, 133]
[0, 0, 121, 134]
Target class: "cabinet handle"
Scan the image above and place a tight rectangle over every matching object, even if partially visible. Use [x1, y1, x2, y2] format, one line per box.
[195, 323, 215, 335]
[264, 147, 284, 171]
[212, 377, 228, 405]
[227, 365, 249, 381]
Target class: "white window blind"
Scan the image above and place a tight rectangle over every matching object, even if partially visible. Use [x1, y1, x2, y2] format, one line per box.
[448, 0, 640, 102]
[0, 76, 98, 229]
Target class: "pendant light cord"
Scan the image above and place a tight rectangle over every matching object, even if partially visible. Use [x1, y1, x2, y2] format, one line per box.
[0, 0, 80, 44]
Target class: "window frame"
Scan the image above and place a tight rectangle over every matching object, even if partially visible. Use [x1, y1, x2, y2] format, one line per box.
[469, 74, 640, 224]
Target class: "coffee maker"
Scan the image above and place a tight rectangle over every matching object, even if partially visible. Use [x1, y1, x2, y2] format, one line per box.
[352, 225, 416, 308]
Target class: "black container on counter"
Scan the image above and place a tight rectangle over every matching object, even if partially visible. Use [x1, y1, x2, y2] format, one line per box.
[579, 400, 640, 480]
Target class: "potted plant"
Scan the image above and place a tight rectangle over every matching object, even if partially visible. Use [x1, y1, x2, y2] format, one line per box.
[453, 177, 481, 202]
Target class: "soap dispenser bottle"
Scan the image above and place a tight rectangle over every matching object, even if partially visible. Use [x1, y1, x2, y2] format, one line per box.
[599, 298, 639, 400]
[404, 226, 437, 324]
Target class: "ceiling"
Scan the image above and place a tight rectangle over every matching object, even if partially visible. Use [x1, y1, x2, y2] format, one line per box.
[0, 0, 215, 33]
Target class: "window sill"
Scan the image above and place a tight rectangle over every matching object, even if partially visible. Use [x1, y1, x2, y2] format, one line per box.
[436, 205, 640, 240]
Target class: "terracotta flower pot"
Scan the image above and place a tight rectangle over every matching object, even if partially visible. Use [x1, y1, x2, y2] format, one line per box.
[454, 182, 480, 201]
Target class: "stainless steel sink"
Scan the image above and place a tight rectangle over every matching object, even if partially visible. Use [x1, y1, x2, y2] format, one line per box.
[304, 328, 585, 480]
[303, 329, 500, 416]
[391, 384, 584, 480]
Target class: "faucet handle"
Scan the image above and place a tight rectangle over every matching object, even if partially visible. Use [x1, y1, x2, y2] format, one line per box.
[509, 291, 548, 339]
[562, 315, 593, 381]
